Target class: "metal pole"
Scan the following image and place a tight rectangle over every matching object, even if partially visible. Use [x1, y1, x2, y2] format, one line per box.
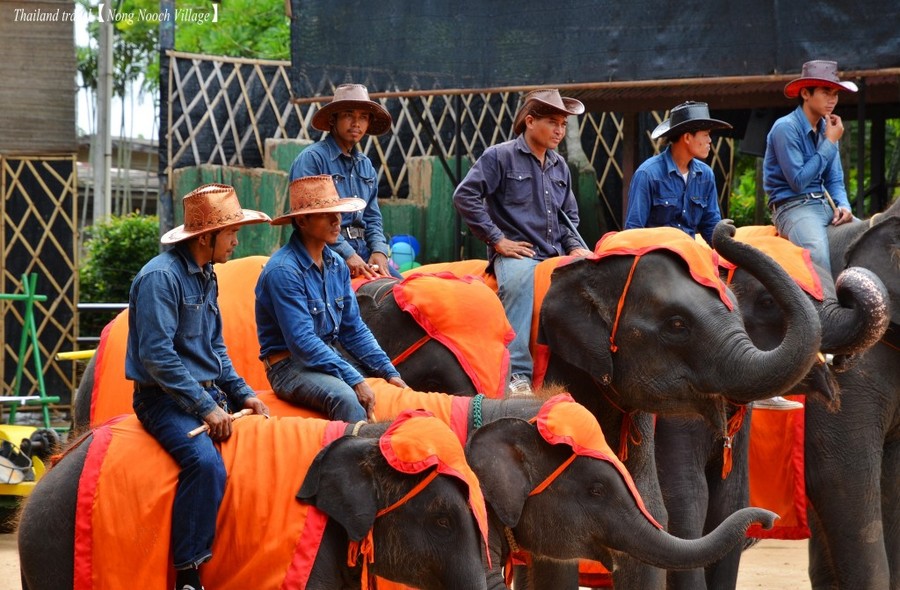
[855, 78, 866, 218]
[158, 0, 175, 243]
[454, 94, 463, 261]
[93, 5, 114, 222]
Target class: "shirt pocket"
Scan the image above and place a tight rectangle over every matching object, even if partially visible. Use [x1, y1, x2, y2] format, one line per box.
[503, 170, 534, 204]
[178, 295, 205, 338]
[649, 194, 681, 226]
[307, 298, 330, 337]
[547, 174, 569, 208]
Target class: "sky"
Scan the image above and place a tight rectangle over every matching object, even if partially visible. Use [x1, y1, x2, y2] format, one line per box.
[75, 4, 157, 140]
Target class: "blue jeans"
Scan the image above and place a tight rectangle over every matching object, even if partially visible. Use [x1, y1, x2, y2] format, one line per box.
[771, 196, 834, 275]
[494, 255, 540, 382]
[267, 359, 367, 422]
[133, 389, 226, 570]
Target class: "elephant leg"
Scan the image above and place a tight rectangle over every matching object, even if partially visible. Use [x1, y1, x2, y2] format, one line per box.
[703, 429, 751, 590]
[883, 438, 900, 589]
[656, 417, 711, 590]
[807, 501, 837, 588]
[806, 402, 890, 590]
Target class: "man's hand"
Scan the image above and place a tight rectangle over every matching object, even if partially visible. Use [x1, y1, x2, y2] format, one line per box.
[387, 376, 408, 389]
[568, 247, 593, 257]
[243, 396, 270, 418]
[353, 381, 377, 422]
[202, 406, 232, 441]
[347, 253, 378, 279]
[368, 252, 391, 277]
[494, 237, 535, 259]
[832, 206, 853, 226]
[824, 114, 844, 143]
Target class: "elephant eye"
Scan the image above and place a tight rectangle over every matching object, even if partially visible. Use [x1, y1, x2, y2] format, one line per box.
[589, 483, 607, 496]
[666, 316, 689, 333]
[434, 515, 452, 530]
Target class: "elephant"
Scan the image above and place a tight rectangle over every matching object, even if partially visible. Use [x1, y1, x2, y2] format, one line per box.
[18, 411, 491, 590]
[467, 394, 778, 590]
[802, 198, 900, 589]
[654, 230, 890, 590]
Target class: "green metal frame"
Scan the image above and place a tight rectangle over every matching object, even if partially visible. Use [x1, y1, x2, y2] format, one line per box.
[0, 273, 60, 428]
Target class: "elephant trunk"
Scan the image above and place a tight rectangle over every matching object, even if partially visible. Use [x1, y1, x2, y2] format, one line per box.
[709, 222, 822, 402]
[610, 507, 778, 570]
[818, 266, 890, 355]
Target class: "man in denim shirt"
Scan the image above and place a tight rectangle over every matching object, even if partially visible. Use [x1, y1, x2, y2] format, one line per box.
[454, 89, 593, 396]
[624, 101, 732, 246]
[127, 183, 271, 590]
[289, 84, 401, 279]
[764, 60, 857, 276]
[256, 175, 407, 422]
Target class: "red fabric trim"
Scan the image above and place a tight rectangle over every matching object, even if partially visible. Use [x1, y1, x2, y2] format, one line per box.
[281, 420, 348, 589]
[449, 396, 471, 447]
[73, 425, 114, 590]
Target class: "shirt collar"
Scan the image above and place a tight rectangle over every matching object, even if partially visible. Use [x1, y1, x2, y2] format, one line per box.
[288, 230, 339, 271]
[661, 145, 700, 177]
[173, 243, 209, 277]
[514, 134, 560, 168]
[323, 134, 361, 164]
[791, 105, 824, 137]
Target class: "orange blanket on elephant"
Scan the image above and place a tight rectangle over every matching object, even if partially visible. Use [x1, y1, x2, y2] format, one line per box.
[74, 414, 345, 590]
[392, 273, 514, 398]
[720, 232, 823, 301]
[746, 399, 809, 539]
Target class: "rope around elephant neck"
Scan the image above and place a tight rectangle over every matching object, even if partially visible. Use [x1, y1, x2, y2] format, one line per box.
[472, 394, 485, 429]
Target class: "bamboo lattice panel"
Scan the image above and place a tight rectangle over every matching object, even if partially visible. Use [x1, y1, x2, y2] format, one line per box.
[166, 52, 733, 227]
[1, 155, 77, 408]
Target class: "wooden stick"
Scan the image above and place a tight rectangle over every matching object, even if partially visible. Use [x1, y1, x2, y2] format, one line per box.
[187, 408, 254, 438]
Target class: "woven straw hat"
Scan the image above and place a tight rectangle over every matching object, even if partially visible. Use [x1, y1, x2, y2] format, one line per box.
[270, 175, 366, 226]
[160, 184, 270, 245]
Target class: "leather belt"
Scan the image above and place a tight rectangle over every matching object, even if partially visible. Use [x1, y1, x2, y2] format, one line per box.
[263, 350, 290, 370]
[341, 226, 365, 239]
[771, 193, 824, 211]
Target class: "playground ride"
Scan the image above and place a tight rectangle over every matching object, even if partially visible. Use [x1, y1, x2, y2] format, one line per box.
[0, 273, 65, 530]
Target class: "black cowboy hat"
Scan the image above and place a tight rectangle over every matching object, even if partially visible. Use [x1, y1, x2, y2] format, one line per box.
[651, 101, 732, 141]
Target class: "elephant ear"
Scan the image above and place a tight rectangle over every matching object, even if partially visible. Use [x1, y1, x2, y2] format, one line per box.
[539, 258, 615, 384]
[466, 418, 547, 528]
[297, 436, 379, 541]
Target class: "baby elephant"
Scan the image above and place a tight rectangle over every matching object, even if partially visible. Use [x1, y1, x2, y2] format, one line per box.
[17, 410, 489, 590]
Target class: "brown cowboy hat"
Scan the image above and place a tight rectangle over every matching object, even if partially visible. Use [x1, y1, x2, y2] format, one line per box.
[160, 183, 270, 245]
[784, 60, 858, 99]
[270, 175, 366, 226]
[650, 101, 733, 141]
[512, 89, 585, 136]
[310, 84, 393, 136]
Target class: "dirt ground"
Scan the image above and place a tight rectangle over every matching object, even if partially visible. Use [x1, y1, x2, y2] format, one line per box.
[1, 533, 809, 589]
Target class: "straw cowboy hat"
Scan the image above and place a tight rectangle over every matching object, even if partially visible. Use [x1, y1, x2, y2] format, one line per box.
[270, 175, 366, 226]
[160, 183, 271, 245]
[783, 60, 859, 99]
[311, 84, 393, 136]
[650, 101, 733, 141]
[513, 89, 585, 135]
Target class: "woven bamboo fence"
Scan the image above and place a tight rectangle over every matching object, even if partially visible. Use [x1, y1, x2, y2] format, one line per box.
[165, 51, 733, 232]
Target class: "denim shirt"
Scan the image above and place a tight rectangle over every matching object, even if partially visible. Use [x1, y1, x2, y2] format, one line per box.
[255, 231, 399, 386]
[453, 135, 583, 268]
[289, 135, 391, 260]
[126, 246, 256, 418]
[624, 146, 721, 245]
[763, 106, 851, 209]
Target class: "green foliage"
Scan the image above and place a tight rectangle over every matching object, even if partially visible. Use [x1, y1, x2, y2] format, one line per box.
[727, 152, 769, 227]
[76, 0, 290, 99]
[80, 213, 160, 304]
